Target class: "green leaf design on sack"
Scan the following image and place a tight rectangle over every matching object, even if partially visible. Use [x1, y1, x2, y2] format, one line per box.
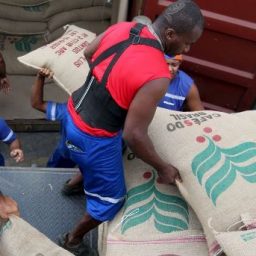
[15, 36, 38, 52]
[192, 136, 256, 205]
[121, 170, 189, 234]
[192, 138, 221, 184]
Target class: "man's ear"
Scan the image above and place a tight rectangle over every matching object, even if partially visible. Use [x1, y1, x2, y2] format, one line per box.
[165, 28, 176, 41]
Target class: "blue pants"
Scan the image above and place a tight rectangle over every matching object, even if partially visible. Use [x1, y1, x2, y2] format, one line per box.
[47, 146, 76, 168]
[65, 113, 126, 222]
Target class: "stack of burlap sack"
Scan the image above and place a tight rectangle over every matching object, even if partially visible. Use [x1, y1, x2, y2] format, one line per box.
[98, 108, 256, 256]
[0, 0, 117, 75]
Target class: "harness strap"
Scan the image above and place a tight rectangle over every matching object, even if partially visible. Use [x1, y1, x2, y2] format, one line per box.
[89, 23, 144, 70]
[90, 23, 162, 77]
[100, 39, 131, 87]
[97, 23, 163, 87]
[73, 23, 164, 132]
[89, 23, 145, 70]
[89, 40, 128, 69]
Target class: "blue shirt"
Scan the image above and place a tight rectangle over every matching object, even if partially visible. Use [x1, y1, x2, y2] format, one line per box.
[158, 70, 193, 111]
[0, 118, 16, 144]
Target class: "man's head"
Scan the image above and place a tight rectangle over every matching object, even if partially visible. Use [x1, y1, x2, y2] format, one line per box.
[165, 54, 183, 77]
[153, 0, 204, 56]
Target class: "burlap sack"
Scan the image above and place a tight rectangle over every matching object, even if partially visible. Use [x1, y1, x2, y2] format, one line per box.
[0, 215, 74, 256]
[18, 25, 96, 94]
[0, 3, 47, 21]
[0, 18, 47, 34]
[45, 0, 97, 18]
[148, 108, 256, 255]
[0, 0, 49, 6]
[93, 0, 111, 6]
[0, 34, 46, 75]
[213, 212, 256, 255]
[25, 0, 109, 9]
[0, 1, 110, 22]
[241, 212, 256, 230]
[98, 148, 208, 256]
[48, 7, 112, 32]
[214, 229, 256, 256]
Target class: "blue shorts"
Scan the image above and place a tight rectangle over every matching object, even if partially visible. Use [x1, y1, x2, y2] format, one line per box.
[65, 113, 126, 221]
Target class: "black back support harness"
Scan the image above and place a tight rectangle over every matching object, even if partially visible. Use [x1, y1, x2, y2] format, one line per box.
[72, 23, 163, 133]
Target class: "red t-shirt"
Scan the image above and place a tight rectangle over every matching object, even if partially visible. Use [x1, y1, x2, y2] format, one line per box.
[68, 22, 171, 137]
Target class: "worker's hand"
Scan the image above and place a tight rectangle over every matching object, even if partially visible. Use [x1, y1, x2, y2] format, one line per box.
[0, 194, 20, 220]
[0, 77, 11, 94]
[38, 67, 54, 79]
[10, 149, 24, 163]
[158, 164, 182, 185]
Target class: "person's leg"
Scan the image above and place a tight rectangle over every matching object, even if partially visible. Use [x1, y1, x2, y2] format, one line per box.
[65, 171, 83, 186]
[62, 122, 126, 248]
[61, 169, 84, 196]
[47, 145, 85, 195]
[62, 137, 127, 195]
[62, 213, 101, 246]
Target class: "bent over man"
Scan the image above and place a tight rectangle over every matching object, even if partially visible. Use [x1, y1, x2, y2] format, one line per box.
[59, 1, 204, 254]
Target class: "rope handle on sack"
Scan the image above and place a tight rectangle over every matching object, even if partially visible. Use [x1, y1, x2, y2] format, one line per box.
[238, 218, 256, 231]
[226, 219, 244, 232]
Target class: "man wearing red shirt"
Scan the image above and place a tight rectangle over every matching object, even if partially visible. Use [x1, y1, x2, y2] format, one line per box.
[59, 1, 204, 254]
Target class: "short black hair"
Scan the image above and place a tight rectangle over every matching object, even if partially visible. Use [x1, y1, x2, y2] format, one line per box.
[156, 0, 204, 34]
